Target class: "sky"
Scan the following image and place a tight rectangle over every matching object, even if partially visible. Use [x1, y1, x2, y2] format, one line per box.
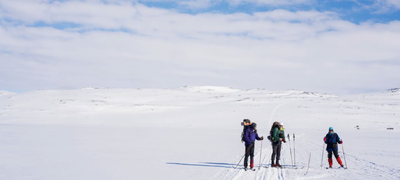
[0, 0, 399, 94]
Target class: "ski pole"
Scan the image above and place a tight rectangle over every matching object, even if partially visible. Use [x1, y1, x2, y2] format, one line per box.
[287, 134, 293, 166]
[235, 143, 254, 169]
[258, 139, 263, 170]
[342, 143, 348, 168]
[305, 152, 311, 175]
[321, 143, 325, 167]
[293, 133, 296, 166]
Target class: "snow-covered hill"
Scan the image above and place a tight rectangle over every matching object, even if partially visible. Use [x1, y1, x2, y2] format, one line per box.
[0, 87, 399, 180]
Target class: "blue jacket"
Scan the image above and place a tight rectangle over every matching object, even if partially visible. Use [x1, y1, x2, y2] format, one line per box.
[324, 132, 342, 151]
[243, 126, 261, 146]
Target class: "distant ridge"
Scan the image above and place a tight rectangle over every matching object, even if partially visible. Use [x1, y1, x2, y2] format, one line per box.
[179, 86, 240, 93]
[386, 88, 400, 93]
[0, 90, 16, 96]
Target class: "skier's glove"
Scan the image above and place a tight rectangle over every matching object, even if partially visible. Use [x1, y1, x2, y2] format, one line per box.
[339, 140, 343, 144]
[260, 136, 264, 140]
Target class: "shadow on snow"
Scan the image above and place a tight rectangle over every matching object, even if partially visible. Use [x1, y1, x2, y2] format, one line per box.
[166, 162, 236, 169]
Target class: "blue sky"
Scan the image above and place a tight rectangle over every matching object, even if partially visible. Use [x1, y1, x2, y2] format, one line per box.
[138, 0, 400, 23]
[0, 0, 399, 94]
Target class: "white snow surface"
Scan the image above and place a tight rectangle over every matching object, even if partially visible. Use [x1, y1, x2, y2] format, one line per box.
[0, 87, 399, 180]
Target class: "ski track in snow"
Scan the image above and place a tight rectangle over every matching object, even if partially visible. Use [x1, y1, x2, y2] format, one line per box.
[302, 136, 400, 180]
[212, 144, 289, 180]
[212, 134, 400, 180]
[346, 154, 400, 180]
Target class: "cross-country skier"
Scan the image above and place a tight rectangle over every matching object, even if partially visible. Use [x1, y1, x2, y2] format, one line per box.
[270, 122, 286, 168]
[324, 127, 344, 168]
[243, 122, 263, 170]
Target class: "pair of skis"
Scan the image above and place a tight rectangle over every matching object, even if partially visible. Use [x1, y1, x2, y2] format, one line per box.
[245, 167, 256, 171]
[326, 166, 347, 169]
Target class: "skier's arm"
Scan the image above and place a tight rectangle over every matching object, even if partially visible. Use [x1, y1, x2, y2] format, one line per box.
[255, 133, 262, 140]
[336, 134, 342, 144]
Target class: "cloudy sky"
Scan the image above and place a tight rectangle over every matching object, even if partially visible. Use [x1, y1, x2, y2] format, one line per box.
[1, 0, 399, 94]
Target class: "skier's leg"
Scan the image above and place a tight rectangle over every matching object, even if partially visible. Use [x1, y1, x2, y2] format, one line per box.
[276, 142, 282, 167]
[271, 143, 277, 166]
[334, 150, 344, 166]
[250, 142, 255, 168]
[327, 150, 333, 159]
[327, 151, 333, 167]
[244, 145, 250, 168]
[333, 150, 339, 158]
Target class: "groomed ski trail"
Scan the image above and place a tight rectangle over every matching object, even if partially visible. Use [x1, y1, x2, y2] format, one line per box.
[212, 143, 291, 180]
[212, 132, 400, 180]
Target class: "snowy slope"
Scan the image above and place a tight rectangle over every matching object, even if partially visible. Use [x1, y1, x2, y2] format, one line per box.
[0, 87, 399, 180]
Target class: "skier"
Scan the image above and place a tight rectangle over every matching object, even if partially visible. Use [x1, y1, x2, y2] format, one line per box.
[243, 122, 263, 170]
[270, 122, 286, 168]
[324, 127, 344, 168]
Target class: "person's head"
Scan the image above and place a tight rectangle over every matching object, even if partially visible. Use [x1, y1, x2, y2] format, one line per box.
[241, 119, 251, 126]
[329, 127, 334, 133]
[271, 121, 279, 130]
[251, 122, 257, 130]
[279, 122, 284, 130]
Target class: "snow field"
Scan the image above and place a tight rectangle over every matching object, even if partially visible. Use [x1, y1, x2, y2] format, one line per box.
[0, 86, 399, 179]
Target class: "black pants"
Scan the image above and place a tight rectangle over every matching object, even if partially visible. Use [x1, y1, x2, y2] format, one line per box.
[244, 142, 255, 168]
[327, 150, 339, 159]
[271, 141, 282, 163]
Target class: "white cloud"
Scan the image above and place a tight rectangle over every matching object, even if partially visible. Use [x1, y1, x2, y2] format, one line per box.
[227, 0, 313, 6]
[137, 0, 313, 8]
[0, 1, 400, 93]
[359, 0, 400, 13]
[379, 0, 400, 9]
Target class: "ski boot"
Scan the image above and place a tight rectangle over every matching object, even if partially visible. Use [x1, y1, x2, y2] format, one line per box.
[271, 160, 276, 167]
[276, 160, 282, 168]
